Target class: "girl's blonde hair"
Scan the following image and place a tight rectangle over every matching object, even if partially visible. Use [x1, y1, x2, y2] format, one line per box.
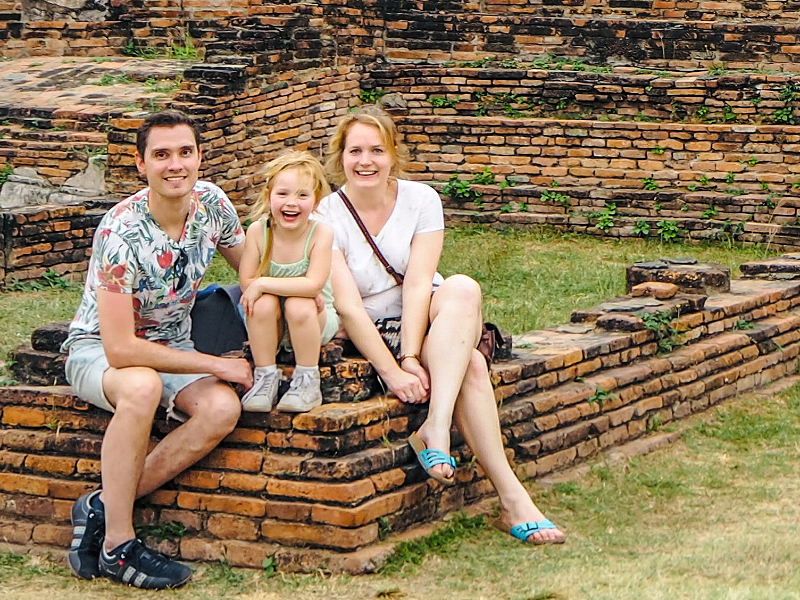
[324, 105, 410, 186]
[247, 150, 331, 277]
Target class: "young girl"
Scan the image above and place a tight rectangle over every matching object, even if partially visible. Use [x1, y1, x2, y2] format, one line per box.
[238, 151, 339, 413]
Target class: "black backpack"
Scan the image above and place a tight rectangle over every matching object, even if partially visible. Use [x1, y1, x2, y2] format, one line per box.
[190, 283, 248, 356]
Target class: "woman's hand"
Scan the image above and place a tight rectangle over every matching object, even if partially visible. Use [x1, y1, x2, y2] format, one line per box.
[383, 363, 428, 404]
[239, 281, 263, 318]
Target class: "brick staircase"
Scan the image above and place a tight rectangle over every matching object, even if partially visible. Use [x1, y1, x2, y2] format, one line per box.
[4, 257, 800, 572]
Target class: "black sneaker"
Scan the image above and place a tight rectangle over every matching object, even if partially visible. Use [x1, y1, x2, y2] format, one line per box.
[98, 538, 192, 590]
[68, 489, 105, 580]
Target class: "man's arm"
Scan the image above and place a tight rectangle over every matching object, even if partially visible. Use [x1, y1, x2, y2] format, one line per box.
[97, 289, 252, 387]
[218, 242, 245, 274]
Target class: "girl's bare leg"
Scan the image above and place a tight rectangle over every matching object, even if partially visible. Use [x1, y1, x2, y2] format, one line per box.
[246, 294, 281, 366]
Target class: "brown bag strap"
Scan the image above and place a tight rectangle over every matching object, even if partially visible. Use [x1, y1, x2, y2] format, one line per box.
[337, 188, 405, 285]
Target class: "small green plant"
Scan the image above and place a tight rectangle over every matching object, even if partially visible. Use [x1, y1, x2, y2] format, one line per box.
[760, 181, 770, 191]
[99, 73, 115, 86]
[632, 219, 650, 237]
[359, 88, 386, 104]
[721, 104, 737, 123]
[429, 96, 459, 109]
[472, 167, 495, 185]
[726, 187, 746, 196]
[499, 58, 521, 68]
[642, 177, 658, 191]
[638, 310, 684, 353]
[134, 520, 188, 543]
[442, 174, 482, 203]
[699, 173, 710, 185]
[701, 205, 719, 219]
[725, 172, 735, 184]
[793, 179, 800, 191]
[122, 40, 161, 59]
[680, 203, 690, 212]
[735, 318, 756, 330]
[773, 106, 796, 125]
[500, 203, 513, 213]
[761, 196, 777, 210]
[170, 34, 200, 60]
[459, 56, 495, 68]
[708, 62, 726, 76]
[204, 558, 246, 592]
[750, 95, 762, 106]
[587, 386, 614, 409]
[541, 188, 570, 208]
[646, 413, 663, 433]
[687, 184, 698, 192]
[653, 145, 665, 155]
[654, 202, 662, 213]
[145, 76, 183, 94]
[0, 162, 12, 185]
[696, 106, 709, 119]
[261, 556, 277, 577]
[656, 220, 680, 243]
[595, 203, 616, 232]
[378, 516, 391, 541]
[746, 156, 759, 167]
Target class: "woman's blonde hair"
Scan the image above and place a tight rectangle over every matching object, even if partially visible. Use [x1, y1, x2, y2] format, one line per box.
[247, 150, 331, 277]
[324, 105, 410, 186]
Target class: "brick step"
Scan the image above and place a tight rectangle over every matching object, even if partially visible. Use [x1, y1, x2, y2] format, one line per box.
[382, 13, 800, 71]
[371, 65, 800, 124]
[0, 126, 108, 145]
[389, 0, 800, 22]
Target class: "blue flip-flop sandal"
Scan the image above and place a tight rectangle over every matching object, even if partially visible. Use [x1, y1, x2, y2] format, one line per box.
[509, 519, 566, 545]
[407, 432, 456, 485]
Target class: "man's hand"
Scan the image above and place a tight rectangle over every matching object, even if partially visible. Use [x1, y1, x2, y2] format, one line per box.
[213, 357, 253, 390]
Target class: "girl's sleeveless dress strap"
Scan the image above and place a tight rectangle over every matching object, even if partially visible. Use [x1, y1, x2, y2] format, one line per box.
[303, 221, 318, 259]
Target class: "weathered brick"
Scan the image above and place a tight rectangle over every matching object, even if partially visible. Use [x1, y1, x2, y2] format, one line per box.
[261, 519, 378, 550]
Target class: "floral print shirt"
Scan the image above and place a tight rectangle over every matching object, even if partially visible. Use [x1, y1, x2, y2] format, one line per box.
[63, 181, 245, 351]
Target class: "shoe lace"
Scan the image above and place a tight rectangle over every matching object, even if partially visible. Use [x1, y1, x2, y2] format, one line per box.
[288, 369, 314, 391]
[128, 540, 172, 573]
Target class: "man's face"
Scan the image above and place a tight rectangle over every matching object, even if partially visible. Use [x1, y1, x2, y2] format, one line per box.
[134, 124, 201, 203]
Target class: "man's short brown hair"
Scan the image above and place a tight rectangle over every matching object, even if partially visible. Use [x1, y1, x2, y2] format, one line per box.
[136, 110, 201, 157]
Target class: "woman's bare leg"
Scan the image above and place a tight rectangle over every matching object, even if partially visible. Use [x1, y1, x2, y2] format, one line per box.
[416, 275, 482, 479]
[452, 350, 564, 543]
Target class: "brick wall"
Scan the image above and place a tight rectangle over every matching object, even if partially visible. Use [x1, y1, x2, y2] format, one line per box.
[382, 13, 800, 70]
[0, 204, 107, 286]
[367, 66, 800, 124]
[390, 0, 800, 21]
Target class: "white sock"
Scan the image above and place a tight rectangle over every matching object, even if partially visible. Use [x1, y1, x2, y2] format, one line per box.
[254, 365, 278, 377]
[293, 365, 319, 376]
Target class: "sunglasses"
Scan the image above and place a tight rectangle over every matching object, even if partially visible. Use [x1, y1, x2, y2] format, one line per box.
[172, 248, 189, 292]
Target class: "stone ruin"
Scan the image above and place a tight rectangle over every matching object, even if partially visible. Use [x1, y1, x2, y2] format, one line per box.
[3, 1, 800, 284]
[4, 0, 800, 574]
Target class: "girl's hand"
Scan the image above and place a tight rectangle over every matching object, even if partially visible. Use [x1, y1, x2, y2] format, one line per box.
[240, 283, 263, 317]
[315, 293, 325, 314]
[384, 363, 428, 404]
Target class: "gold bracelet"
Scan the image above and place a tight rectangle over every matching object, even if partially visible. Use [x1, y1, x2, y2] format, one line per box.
[399, 353, 420, 364]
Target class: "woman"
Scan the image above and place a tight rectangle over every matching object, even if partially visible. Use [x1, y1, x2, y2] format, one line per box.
[317, 105, 564, 544]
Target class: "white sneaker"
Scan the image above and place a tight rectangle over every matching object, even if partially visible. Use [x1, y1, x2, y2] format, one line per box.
[276, 368, 322, 413]
[240, 367, 280, 412]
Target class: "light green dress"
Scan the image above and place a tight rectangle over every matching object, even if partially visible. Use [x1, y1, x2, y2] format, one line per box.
[261, 218, 339, 348]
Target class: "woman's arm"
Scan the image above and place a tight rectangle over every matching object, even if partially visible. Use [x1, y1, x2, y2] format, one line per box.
[399, 230, 443, 373]
[331, 251, 428, 402]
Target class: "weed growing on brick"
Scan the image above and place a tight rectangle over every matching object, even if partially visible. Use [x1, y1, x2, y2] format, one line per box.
[638, 310, 684, 354]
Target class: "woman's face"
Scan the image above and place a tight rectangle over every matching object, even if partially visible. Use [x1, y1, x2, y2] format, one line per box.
[342, 122, 393, 193]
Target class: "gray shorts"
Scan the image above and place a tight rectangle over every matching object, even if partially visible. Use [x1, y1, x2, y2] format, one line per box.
[64, 339, 211, 421]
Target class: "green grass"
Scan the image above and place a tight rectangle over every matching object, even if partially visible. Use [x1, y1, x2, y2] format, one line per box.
[439, 226, 776, 334]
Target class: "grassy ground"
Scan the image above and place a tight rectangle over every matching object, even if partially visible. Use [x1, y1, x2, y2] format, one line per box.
[2, 386, 800, 599]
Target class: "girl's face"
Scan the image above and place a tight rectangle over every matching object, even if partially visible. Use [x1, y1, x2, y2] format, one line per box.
[342, 122, 394, 192]
[268, 167, 317, 231]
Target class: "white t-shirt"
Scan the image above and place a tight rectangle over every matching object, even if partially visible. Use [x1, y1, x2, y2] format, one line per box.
[316, 179, 445, 320]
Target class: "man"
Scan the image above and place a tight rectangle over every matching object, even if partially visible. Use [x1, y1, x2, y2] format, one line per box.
[62, 110, 253, 589]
